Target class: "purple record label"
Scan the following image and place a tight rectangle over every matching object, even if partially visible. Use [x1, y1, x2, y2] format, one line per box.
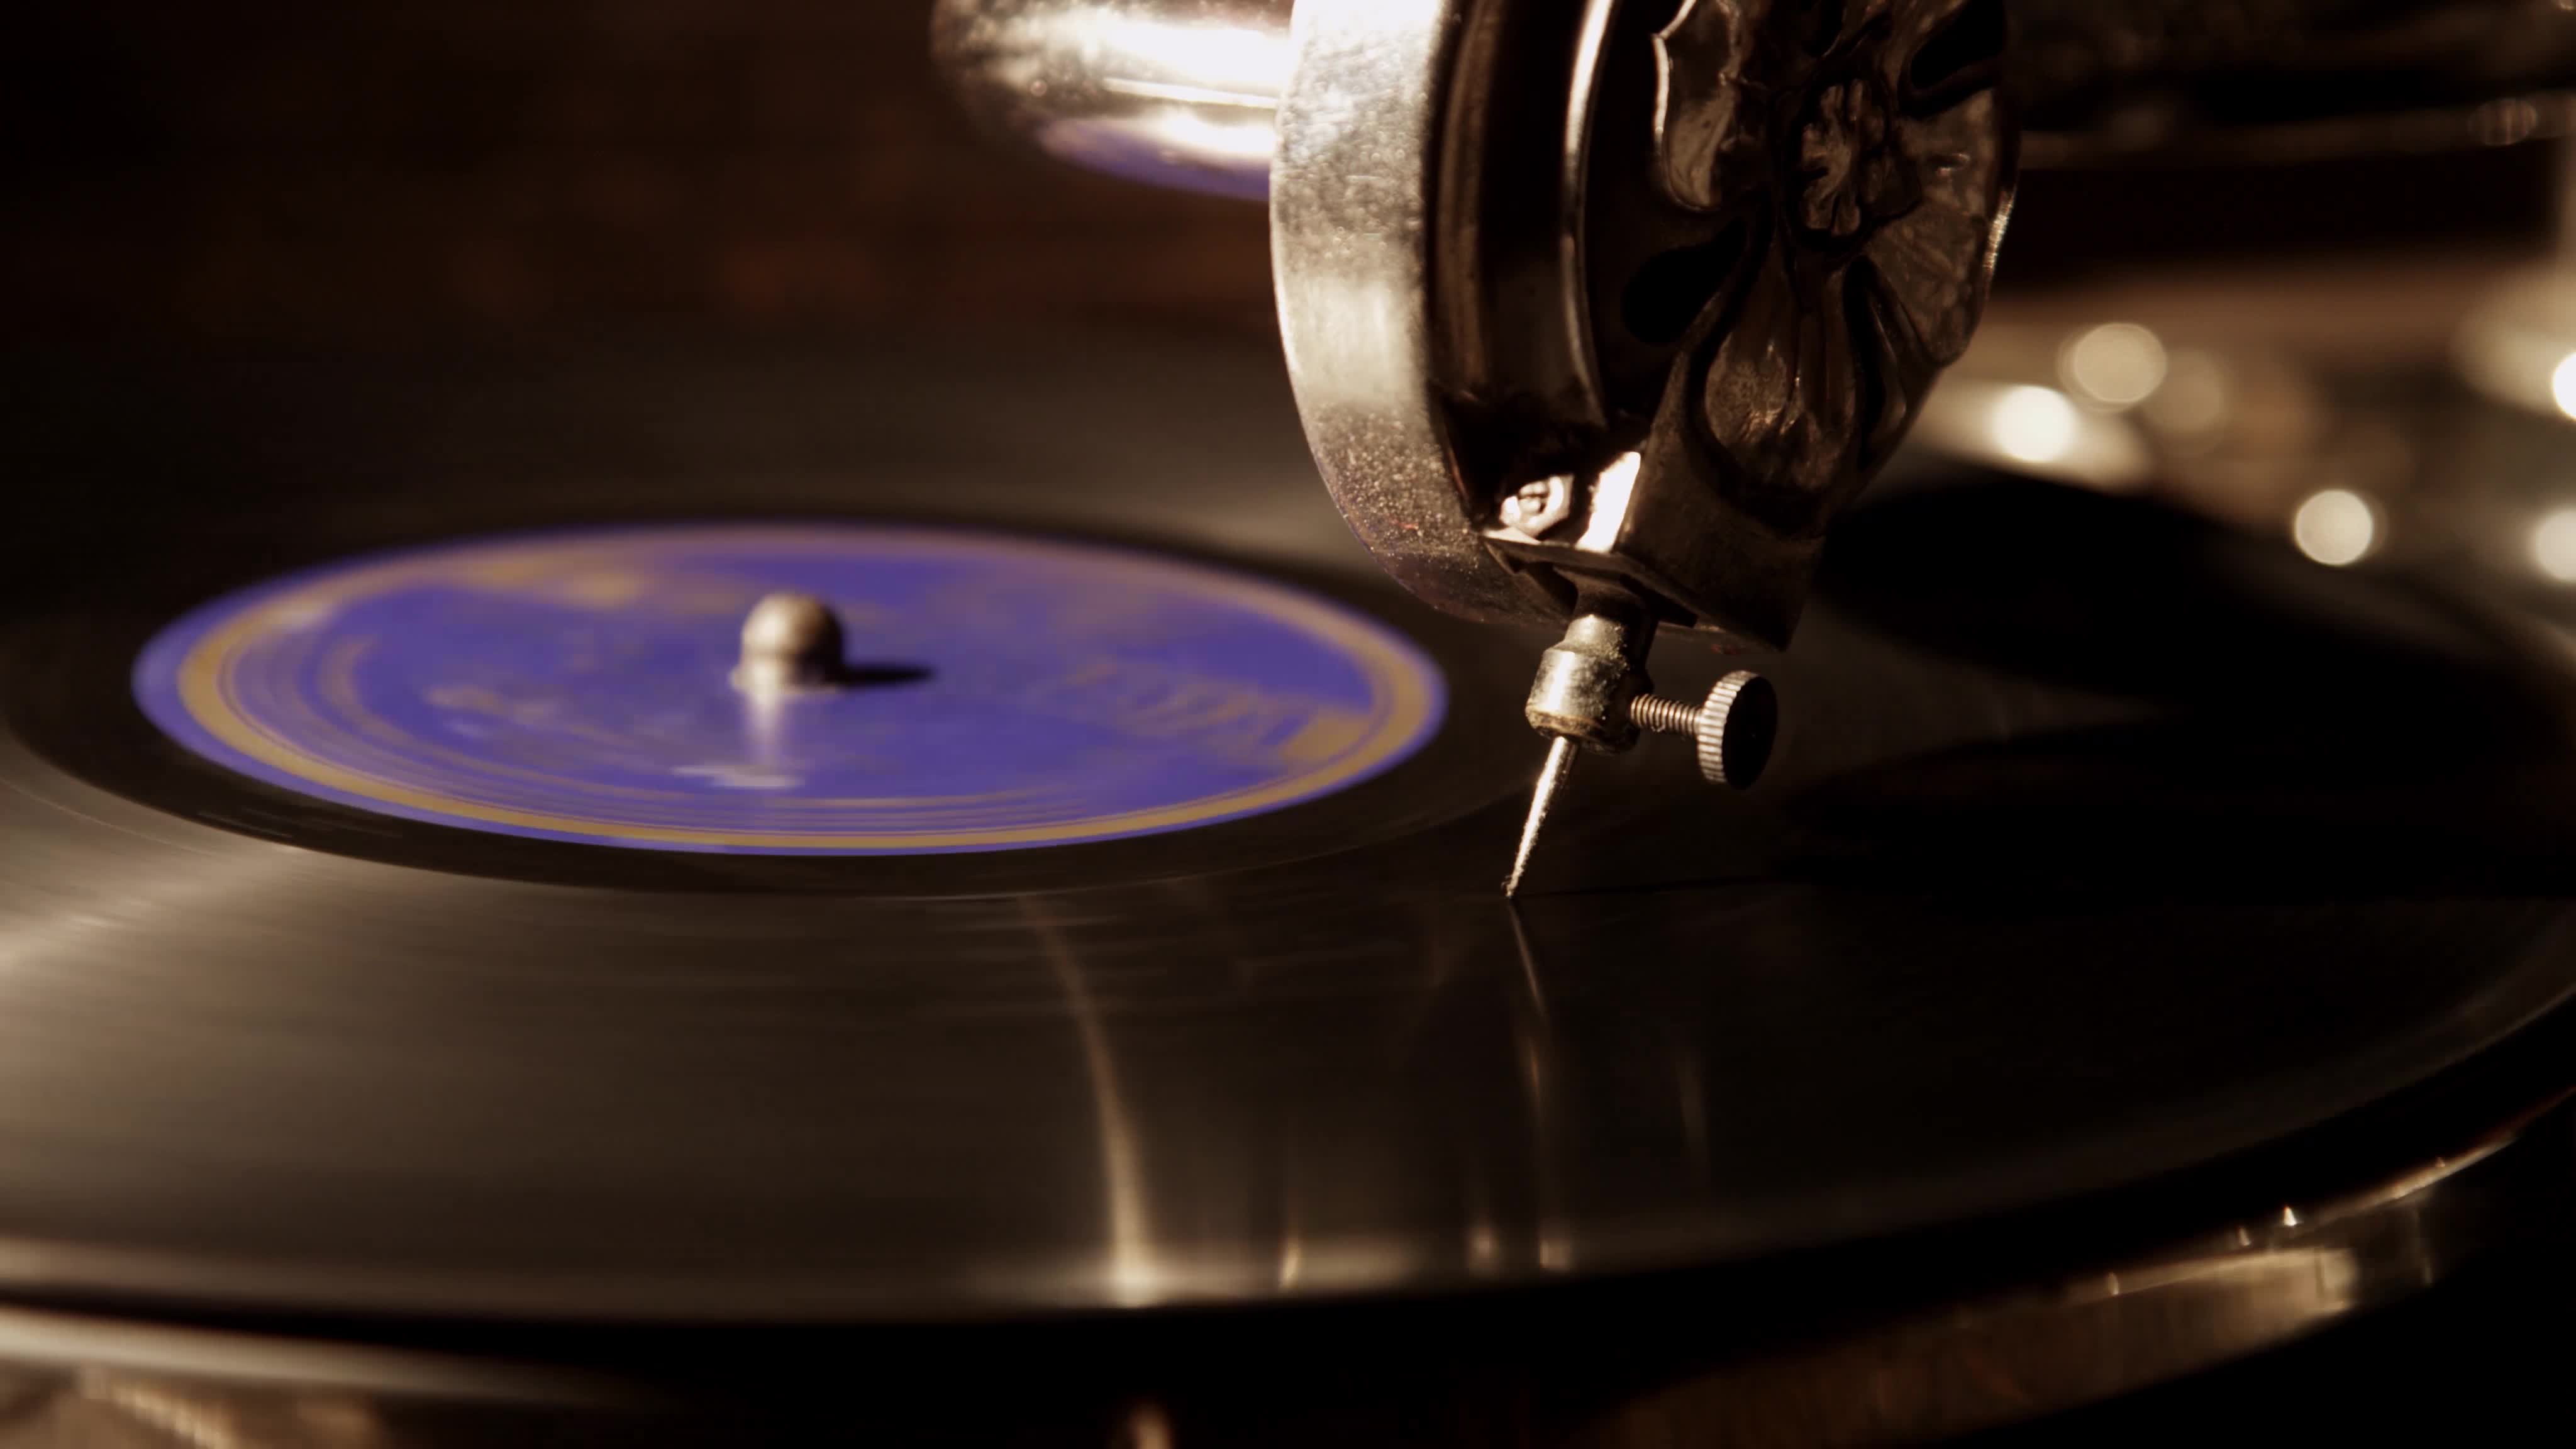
[131, 524, 1446, 853]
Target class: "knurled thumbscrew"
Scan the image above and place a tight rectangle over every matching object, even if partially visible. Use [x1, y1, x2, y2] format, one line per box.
[1626, 672, 1778, 789]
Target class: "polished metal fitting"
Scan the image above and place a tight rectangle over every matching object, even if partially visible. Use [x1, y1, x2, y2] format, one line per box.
[1524, 609, 1649, 751]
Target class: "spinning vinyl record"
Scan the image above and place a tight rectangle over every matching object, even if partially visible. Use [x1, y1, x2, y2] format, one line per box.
[0, 337, 2571, 1355]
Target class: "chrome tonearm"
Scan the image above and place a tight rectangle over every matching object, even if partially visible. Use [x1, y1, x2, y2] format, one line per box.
[936, 0, 2020, 890]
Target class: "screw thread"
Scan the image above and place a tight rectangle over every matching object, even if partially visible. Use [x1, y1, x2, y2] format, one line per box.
[1629, 694, 1701, 735]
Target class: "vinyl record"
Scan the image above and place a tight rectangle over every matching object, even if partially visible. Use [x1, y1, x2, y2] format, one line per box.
[0, 336, 2572, 1338]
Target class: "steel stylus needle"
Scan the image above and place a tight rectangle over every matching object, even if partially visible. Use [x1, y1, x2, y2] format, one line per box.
[1503, 736, 1579, 897]
[1501, 611, 1781, 896]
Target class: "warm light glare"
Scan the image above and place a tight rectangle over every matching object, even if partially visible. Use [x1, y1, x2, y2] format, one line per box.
[2290, 489, 2378, 567]
[2143, 351, 2230, 436]
[1575, 451, 1643, 550]
[2062, 323, 2168, 407]
[2533, 508, 2576, 583]
[2551, 353, 2576, 421]
[1990, 386, 2079, 465]
[1135, 108, 1277, 164]
[1097, 19, 1293, 98]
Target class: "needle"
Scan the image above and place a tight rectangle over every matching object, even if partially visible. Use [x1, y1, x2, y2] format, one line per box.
[1502, 735, 1579, 897]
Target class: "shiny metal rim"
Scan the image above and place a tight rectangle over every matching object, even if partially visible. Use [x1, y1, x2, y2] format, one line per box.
[0, 1094, 2557, 1445]
[1572, 1092, 2574, 1446]
[1268, 0, 1549, 628]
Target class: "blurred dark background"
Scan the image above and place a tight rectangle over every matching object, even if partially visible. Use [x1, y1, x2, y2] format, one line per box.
[3, 0, 1277, 348]
[3, 0, 2563, 353]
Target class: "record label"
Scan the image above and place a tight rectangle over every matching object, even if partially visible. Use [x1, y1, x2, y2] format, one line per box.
[131, 524, 1445, 853]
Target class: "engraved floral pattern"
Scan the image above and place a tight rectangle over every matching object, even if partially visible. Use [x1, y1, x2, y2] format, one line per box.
[1636, 0, 2012, 535]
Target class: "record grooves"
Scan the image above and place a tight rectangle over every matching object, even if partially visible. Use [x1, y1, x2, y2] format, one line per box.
[0, 343, 2569, 1355]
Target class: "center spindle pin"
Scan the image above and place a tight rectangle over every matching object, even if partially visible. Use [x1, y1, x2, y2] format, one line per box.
[731, 592, 849, 696]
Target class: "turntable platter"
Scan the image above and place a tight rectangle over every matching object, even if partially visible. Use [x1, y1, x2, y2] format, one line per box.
[0, 336, 2570, 1333]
